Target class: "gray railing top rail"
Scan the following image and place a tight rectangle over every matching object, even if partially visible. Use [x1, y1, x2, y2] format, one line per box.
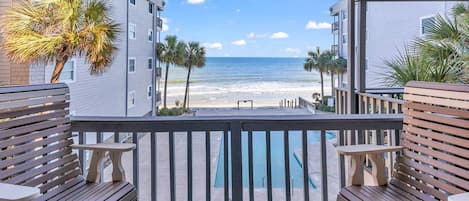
[357, 92, 405, 104]
[335, 87, 404, 94]
[71, 114, 403, 132]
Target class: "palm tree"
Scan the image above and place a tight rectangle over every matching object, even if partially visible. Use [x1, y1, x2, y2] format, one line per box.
[303, 47, 327, 97]
[385, 3, 468, 86]
[182, 42, 206, 109]
[0, 0, 119, 83]
[334, 57, 347, 88]
[157, 35, 185, 108]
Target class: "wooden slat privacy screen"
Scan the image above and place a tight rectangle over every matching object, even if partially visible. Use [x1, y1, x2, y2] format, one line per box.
[398, 81, 469, 200]
[0, 84, 80, 194]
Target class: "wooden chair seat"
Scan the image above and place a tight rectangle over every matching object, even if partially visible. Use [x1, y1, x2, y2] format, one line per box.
[336, 82, 469, 201]
[338, 180, 436, 201]
[0, 84, 137, 201]
[36, 177, 136, 201]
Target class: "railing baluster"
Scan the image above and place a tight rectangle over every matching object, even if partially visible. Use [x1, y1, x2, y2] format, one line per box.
[97, 132, 103, 182]
[187, 131, 193, 201]
[78, 131, 85, 174]
[302, 130, 310, 201]
[284, 130, 291, 201]
[205, 131, 211, 201]
[151, 132, 157, 201]
[320, 130, 328, 201]
[231, 121, 243, 201]
[169, 131, 176, 201]
[114, 132, 119, 143]
[266, 130, 273, 201]
[338, 130, 346, 188]
[248, 130, 254, 201]
[132, 132, 139, 194]
[223, 129, 229, 201]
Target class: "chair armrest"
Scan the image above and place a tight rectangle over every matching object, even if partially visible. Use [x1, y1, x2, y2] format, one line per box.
[70, 143, 135, 152]
[0, 183, 40, 201]
[71, 143, 135, 183]
[337, 145, 402, 186]
[336, 144, 402, 156]
[449, 192, 469, 201]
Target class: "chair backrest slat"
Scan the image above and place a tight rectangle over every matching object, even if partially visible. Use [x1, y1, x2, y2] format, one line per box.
[397, 81, 469, 201]
[0, 83, 80, 194]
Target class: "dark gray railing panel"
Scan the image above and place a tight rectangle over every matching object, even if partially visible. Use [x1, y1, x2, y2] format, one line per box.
[71, 114, 403, 201]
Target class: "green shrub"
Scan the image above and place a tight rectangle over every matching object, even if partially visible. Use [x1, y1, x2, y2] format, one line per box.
[158, 107, 187, 116]
[318, 103, 335, 112]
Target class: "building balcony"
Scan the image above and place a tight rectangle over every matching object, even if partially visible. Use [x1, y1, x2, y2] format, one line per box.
[331, 44, 338, 56]
[1, 82, 468, 201]
[155, 91, 162, 103]
[332, 21, 339, 33]
[156, 17, 163, 31]
[156, 67, 162, 78]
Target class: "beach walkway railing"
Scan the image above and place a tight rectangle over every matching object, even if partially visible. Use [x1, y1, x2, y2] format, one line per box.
[71, 114, 403, 201]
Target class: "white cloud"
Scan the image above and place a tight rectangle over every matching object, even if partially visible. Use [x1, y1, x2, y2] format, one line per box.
[270, 32, 289, 39]
[161, 17, 169, 32]
[305, 21, 331, 30]
[235, 9, 241, 13]
[202, 42, 223, 49]
[285, 48, 301, 54]
[247, 32, 269, 39]
[231, 40, 246, 46]
[187, 0, 204, 4]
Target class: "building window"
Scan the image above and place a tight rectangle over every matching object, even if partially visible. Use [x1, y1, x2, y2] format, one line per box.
[149, 2, 154, 14]
[129, 23, 136, 40]
[341, 10, 347, 20]
[342, 34, 347, 44]
[421, 16, 436, 35]
[148, 58, 153, 69]
[59, 60, 75, 82]
[148, 30, 153, 42]
[147, 85, 152, 99]
[128, 58, 136, 73]
[128, 91, 136, 108]
[130, 0, 136, 6]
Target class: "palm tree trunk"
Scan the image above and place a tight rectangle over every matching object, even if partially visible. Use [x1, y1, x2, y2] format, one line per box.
[331, 73, 335, 97]
[320, 72, 324, 101]
[183, 66, 192, 109]
[163, 63, 170, 108]
[50, 57, 68, 83]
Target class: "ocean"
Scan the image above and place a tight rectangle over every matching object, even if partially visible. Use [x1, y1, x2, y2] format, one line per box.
[162, 57, 332, 108]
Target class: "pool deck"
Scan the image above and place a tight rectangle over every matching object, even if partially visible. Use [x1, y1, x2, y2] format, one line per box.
[103, 107, 340, 201]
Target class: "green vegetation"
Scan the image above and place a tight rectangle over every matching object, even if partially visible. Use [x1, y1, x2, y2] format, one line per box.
[317, 96, 335, 112]
[158, 107, 187, 116]
[182, 42, 206, 110]
[157, 36, 206, 111]
[385, 3, 468, 86]
[0, 0, 119, 83]
[304, 47, 347, 100]
[157, 35, 185, 108]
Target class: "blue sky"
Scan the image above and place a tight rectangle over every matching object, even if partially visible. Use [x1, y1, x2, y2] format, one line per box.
[160, 0, 338, 57]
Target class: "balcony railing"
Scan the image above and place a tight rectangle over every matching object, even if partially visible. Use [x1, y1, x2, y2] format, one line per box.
[156, 17, 163, 31]
[335, 88, 404, 115]
[332, 21, 339, 32]
[331, 44, 338, 56]
[156, 91, 162, 103]
[156, 67, 162, 78]
[71, 114, 402, 201]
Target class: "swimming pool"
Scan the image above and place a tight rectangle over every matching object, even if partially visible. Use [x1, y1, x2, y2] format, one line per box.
[214, 131, 336, 188]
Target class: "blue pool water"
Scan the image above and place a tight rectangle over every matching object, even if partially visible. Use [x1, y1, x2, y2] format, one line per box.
[214, 131, 336, 188]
